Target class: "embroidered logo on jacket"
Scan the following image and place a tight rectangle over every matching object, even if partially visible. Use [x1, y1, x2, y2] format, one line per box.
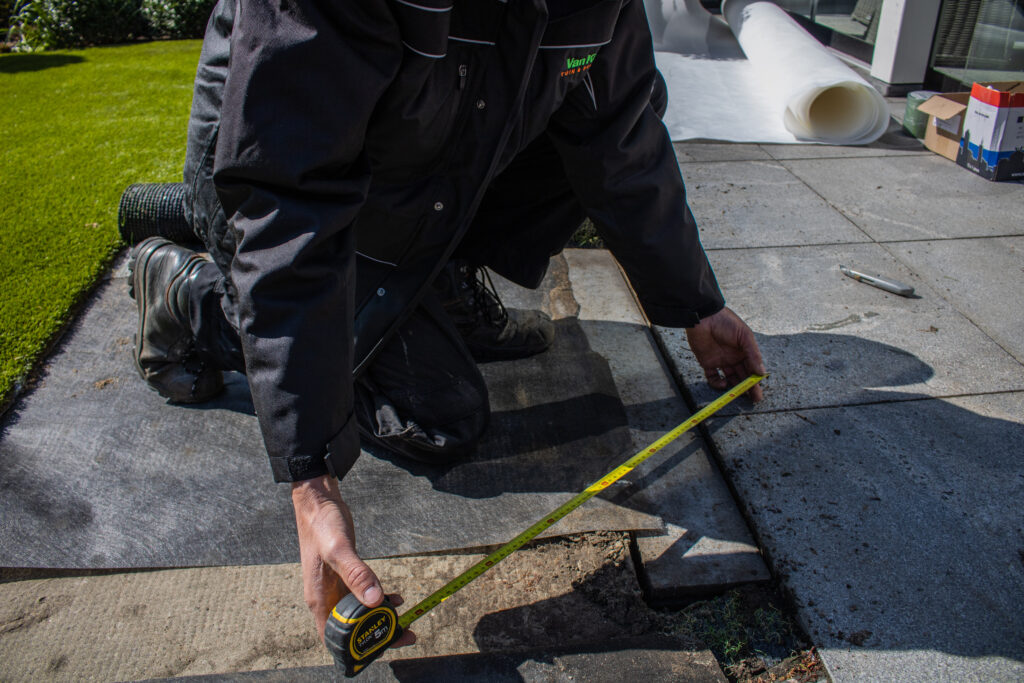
[560, 52, 596, 78]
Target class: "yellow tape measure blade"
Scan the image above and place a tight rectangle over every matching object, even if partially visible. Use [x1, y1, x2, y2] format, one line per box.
[397, 373, 765, 629]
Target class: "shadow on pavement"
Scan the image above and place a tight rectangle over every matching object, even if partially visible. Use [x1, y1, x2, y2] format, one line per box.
[391, 634, 702, 682]
[690, 331, 1024, 664]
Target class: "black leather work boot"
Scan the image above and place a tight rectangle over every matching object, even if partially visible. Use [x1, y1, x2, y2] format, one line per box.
[434, 260, 554, 362]
[128, 237, 224, 403]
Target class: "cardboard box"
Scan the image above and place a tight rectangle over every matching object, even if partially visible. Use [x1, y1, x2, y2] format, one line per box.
[956, 81, 1024, 181]
[916, 92, 970, 162]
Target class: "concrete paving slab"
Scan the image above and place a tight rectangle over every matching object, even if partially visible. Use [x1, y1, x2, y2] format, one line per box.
[141, 636, 726, 682]
[887, 236, 1024, 364]
[681, 159, 871, 250]
[823, 647, 1024, 683]
[0, 256, 662, 568]
[673, 141, 774, 163]
[655, 243, 1024, 413]
[780, 155, 1024, 241]
[352, 320, 664, 556]
[0, 533, 716, 682]
[760, 119, 930, 160]
[562, 250, 769, 597]
[697, 395, 1024, 682]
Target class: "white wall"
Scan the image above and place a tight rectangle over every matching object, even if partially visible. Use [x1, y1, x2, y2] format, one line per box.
[870, 0, 942, 84]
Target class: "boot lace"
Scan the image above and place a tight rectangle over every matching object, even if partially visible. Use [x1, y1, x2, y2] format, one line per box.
[460, 264, 508, 329]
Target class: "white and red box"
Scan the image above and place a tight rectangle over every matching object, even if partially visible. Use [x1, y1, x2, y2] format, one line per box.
[956, 81, 1024, 181]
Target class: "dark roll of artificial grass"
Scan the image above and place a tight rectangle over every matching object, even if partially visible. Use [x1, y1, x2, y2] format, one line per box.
[118, 182, 199, 246]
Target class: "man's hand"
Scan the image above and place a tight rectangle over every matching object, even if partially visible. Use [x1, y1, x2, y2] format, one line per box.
[291, 475, 416, 646]
[686, 307, 766, 402]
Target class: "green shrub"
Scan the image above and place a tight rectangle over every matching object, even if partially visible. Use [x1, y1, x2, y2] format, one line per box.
[11, 0, 148, 49]
[1, 0, 16, 31]
[141, 0, 213, 39]
[8, 0, 211, 50]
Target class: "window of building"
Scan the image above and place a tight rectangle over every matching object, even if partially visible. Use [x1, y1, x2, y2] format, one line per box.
[777, 0, 880, 64]
[929, 0, 1024, 88]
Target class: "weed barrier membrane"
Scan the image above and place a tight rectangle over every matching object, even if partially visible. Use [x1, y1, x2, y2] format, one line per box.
[0, 261, 659, 569]
[646, 0, 889, 144]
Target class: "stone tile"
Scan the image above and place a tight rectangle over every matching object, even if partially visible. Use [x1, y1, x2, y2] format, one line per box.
[780, 155, 1024, 241]
[673, 141, 774, 163]
[656, 243, 1024, 413]
[702, 396, 1024, 680]
[822, 647, 1024, 683]
[888, 236, 1024, 364]
[682, 160, 870, 250]
[563, 250, 769, 596]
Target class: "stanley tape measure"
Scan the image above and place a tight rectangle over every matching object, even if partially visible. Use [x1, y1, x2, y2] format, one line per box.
[325, 374, 766, 676]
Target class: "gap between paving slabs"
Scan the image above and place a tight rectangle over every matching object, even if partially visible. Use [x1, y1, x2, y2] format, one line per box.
[558, 249, 825, 682]
[632, 325, 829, 681]
[559, 249, 772, 601]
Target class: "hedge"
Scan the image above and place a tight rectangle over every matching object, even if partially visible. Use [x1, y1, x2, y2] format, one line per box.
[8, 0, 215, 49]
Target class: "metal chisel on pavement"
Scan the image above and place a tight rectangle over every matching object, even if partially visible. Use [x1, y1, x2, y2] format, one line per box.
[324, 374, 767, 677]
[839, 264, 915, 297]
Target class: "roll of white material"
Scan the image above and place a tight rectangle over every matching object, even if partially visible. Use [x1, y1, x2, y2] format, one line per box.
[647, 0, 890, 145]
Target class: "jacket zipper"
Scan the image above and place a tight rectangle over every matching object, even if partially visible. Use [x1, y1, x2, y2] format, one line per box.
[437, 63, 474, 172]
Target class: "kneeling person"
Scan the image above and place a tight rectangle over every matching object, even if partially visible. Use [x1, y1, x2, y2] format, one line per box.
[127, 0, 766, 648]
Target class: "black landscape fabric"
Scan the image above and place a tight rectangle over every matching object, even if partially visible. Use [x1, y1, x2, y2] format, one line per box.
[0, 257, 660, 569]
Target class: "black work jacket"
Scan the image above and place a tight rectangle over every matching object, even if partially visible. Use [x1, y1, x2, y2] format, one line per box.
[209, 0, 724, 482]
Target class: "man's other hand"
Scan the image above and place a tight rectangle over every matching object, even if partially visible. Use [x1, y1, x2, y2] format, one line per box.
[685, 307, 766, 402]
[291, 475, 416, 646]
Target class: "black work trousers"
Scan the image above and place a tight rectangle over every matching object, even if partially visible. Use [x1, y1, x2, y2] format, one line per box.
[187, 131, 587, 464]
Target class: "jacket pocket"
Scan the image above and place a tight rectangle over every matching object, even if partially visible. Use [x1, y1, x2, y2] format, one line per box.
[540, 0, 622, 90]
[541, 0, 622, 49]
[366, 54, 472, 175]
[353, 197, 426, 267]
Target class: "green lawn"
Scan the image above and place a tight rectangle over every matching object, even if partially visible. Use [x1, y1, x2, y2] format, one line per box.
[0, 40, 201, 408]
